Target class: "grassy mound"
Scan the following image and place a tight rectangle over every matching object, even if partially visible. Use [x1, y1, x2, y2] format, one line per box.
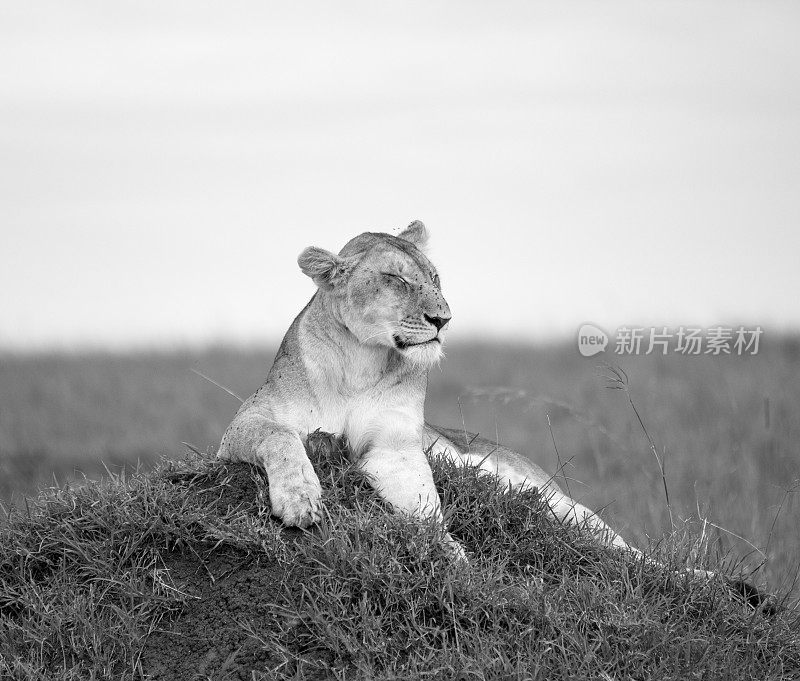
[1, 433, 797, 680]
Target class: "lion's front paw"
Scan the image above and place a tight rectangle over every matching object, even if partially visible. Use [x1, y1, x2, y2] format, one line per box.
[269, 467, 323, 529]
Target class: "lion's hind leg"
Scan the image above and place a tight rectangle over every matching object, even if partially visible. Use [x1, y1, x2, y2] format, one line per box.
[545, 488, 774, 610]
[540, 487, 639, 553]
[217, 412, 322, 529]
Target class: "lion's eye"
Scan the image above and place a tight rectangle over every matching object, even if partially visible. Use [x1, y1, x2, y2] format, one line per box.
[382, 272, 409, 287]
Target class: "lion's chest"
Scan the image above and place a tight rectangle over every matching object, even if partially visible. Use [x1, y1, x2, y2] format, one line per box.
[287, 367, 423, 456]
[302, 378, 422, 441]
[293, 327, 425, 448]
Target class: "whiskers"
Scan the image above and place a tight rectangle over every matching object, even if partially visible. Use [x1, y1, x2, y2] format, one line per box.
[360, 325, 399, 345]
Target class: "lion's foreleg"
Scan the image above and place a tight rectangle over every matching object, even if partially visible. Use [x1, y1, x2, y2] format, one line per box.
[358, 441, 443, 520]
[355, 424, 466, 560]
[217, 412, 322, 529]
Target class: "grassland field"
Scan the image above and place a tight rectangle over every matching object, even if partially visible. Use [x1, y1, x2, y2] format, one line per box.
[1, 338, 799, 596]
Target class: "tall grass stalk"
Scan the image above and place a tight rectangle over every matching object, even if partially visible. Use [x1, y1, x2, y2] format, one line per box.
[601, 363, 675, 530]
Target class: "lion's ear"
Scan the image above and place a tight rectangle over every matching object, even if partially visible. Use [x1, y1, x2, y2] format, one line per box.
[397, 220, 429, 250]
[297, 246, 351, 290]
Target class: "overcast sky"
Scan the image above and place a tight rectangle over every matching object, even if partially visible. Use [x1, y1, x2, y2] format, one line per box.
[2, 1, 799, 350]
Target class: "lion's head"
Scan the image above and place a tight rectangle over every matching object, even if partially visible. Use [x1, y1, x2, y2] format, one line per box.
[297, 221, 451, 367]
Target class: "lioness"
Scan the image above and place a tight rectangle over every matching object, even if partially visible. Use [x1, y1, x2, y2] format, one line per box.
[216, 221, 632, 554]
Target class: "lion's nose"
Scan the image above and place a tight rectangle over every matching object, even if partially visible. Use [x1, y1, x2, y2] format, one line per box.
[424, 314, 450, 332]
